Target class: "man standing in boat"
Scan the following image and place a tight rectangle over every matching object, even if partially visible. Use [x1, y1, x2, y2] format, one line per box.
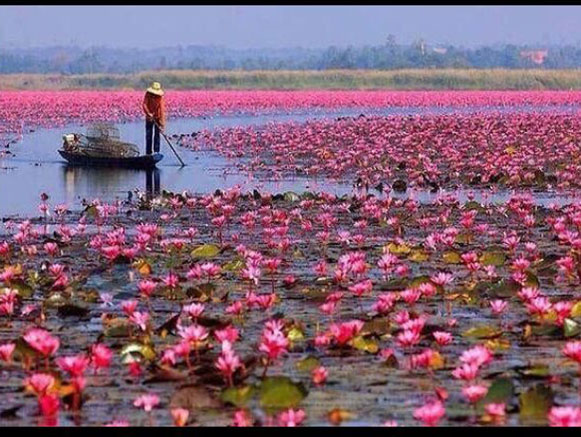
[142, 82, 166, 156]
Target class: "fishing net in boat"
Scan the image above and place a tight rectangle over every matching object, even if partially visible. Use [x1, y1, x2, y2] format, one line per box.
[62, 123, 140, 158]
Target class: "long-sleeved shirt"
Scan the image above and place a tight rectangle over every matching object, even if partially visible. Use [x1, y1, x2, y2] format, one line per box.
[142, 92, 166, 128]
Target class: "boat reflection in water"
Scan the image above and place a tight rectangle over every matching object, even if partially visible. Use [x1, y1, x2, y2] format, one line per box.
[62, 165, 161, 205]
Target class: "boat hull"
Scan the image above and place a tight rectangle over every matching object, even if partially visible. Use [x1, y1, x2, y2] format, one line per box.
[59, 150, 163, 169]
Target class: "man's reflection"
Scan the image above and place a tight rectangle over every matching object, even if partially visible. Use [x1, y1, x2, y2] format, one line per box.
[145, 168, 161, 200]
[63, 166, 161, 204]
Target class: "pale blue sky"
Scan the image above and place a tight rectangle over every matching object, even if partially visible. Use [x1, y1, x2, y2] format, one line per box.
[1, 6, 580, 49]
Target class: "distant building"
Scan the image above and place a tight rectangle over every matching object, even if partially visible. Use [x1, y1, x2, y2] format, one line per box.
[519, 50, 549, 65]
[433, 47, 448, 55]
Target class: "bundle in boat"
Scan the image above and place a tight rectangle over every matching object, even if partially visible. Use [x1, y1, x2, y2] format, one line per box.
[62, 123, 139, 158]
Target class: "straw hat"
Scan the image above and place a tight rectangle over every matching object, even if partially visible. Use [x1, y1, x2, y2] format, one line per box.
[146, 82, 164, 96]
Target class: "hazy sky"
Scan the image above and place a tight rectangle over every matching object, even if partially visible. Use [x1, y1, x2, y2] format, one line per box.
[1, 6, 581, 49]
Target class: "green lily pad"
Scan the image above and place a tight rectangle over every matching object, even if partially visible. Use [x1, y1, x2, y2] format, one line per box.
[442, 251, 462, 264]
[480, 251, 506, 267]
[120, 342, 156, 362]
[408, 275, 432, 288]
[564, 318, 581, 338]
[518, 365, 551, 378]
[8, 280, 34, 298]
[351, 335, 379, 354]
[480, 377, 514, 407]
[283, 192, 300, 203]
[570, 301, 581, 318]
[519, 384, 553, 424]
[287, 327, 305, 342]
[191, 244, 220, 259]
[220, 385, 256, 408]
[462, 325, 502, 339]
[295, 356, 320, 372]
[408, 249, 429, 262]
[259, 377, 308, 410]
[222, 258, 245, 272]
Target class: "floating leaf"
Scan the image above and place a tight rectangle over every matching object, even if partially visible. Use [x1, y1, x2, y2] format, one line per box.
[481, 377, 514, 406]
[287, 327, 305, 342]
[133, 259, 152, 276]
[570, 301, 581, 318]
[462, 325, 502, 339]
[220, 385, 255, 408]
[455, 233, 472, 244]
[8, 279, 34, 298]
[442, 251, 461, 264]
[464, 201, 485, 211]
[103, 317, 131, 337]
[408, 249, 429, 262]
[328, 408, 355, 426]
[487, 279, 521, 298]
[57, 303, 90, 318]
[386, 242, 411, 255]
[120, 342, 156, 362]
[564, 318, 581, 338]
[222, 258, 245, 272]
[351, 335, 379, 354]
[429, 351, 445, 369]
[283, 192, 300, 203]
[191, 244, 220, 259]
[295, 356, 320, 372]
[170, 386, 221, 411]
[485, 338, 511, 351]
[408, 275, 432, 288]
[259, 377, 308, 410]
[480, 251, 506, 267]
[519, 384, 553, 424]
[519, 365, 551, 379]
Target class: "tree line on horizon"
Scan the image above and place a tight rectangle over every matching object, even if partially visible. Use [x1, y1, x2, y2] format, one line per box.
[2, 37, 581, 74]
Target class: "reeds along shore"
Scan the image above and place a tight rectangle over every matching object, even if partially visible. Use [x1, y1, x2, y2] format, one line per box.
[2, 69, 581, 90]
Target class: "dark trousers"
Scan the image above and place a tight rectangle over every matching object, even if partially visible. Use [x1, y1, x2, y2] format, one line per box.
[145, 120, 160, 155]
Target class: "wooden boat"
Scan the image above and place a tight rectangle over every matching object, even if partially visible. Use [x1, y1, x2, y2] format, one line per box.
[58, 150, 164, 169]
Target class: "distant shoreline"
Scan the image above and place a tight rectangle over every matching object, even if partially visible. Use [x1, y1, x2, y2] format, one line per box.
[2, 69, 581, 90]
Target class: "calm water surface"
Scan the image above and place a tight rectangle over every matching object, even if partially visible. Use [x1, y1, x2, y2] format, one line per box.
[1, 104, 580, 217]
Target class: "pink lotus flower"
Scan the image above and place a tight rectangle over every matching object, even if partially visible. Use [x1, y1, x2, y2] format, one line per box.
[349, 279, 373, 297]
[171, 408, 189, 427]
[462, 384, 488, 404]
[329, 320, 364, 346]
[490, 299, 508, 315]
[183, 302, 205, 319]
[137, 280, 156, 298]
[91, 343, 113, 371]
[277, 408, 306, 427]
[312, 366, 328, 385]
[215, 340, 242, 386]
[432, 331, 452, 346]
[452, 363, 480, 381]
[0, 342, 15, 362]
[129, 311, 150, 331]
[548, 406, 581, 427]
[232, 409, 252, 427]
[563, 341, 581, 364]
[25, 373, 56, 396]
[484, 403, 506, 422]
[23, 328, 60, 357]
[459, 345, 493, 367]
[56, 354, 89, 378]
[133, 393, 160, 412]
[413, 400, 445, 426]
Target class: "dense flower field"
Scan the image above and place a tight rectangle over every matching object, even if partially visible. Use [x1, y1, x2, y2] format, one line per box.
[183, 112, 581, 190]
[3, 89, 581, 427]
[2, 188, 581, 426]
[2, 90, 581, 136]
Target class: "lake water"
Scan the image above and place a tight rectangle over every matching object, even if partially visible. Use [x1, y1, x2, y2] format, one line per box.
[1, 104, 580, 217]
